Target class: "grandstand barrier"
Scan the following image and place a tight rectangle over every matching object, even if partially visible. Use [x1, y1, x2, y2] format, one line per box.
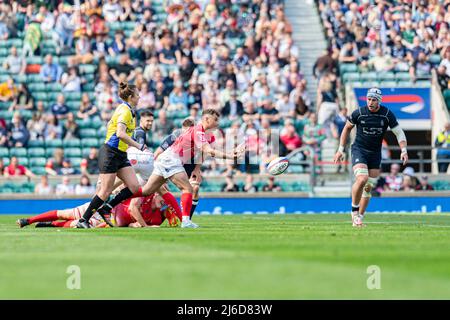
[0, 192, 449, 215]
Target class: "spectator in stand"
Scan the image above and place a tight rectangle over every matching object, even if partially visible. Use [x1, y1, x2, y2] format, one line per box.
[62, 112, 80, 140]
[80, 147, 99, 175]
[0, 119, 8, 147]
[75, 175, 96, 195]
[59, 158, 79, 175]
[2, 46, 26, 74]
[54, 3, 75, 50]
[77, 93, 99, 120]
[383, 163, 403, 192]
[34, 175, 54, 195]
[262, 176, 282, 192]
[281, 122, 302, 152]
[9, 83, 33, 112]
[68, 35, 94, 67]
[43, 113, 63, 140]
[242, 174, 258, 193]
[0, 77, 18, 102]
[436, 65, 450, 91]
[55, 176, 75, 195]
[403, 166, 419, 189]
[316, 74, 339, 129]
[22, 14, 43, 57]
[4, 157, 34, 178]
[302, 113, 327, 166]
[222, 171, 240, 192]
[61, 67, 82, 93]
[410, 51, 432, 82]
[109, 53, 135, 83]
[40, 54, 63, 83]
[193, 36, 212, 66]
[168, 81, 188, 112]
[108, 30, 126, 56]
[313, 49, 337, 80]
[8, 113, 30, 147]
[51, 94, 70, 120]
[400, 175, 415, 192]
[27, 112, 46, 141]
[137, 82, 155, 110]
[368, 47, 394, 72]
[222, 91, 244, 121]
[435, 123, 450, 173]
[45, 148, 65, 176]
[276, 92, 295, 118]
[415, 176, 434, 191]
[152, 109, 174, 142]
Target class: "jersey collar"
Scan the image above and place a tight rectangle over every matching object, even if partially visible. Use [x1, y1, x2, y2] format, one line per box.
[121, 100, 136, 118]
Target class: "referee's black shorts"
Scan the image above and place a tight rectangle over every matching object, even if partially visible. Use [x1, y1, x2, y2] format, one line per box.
[98, 144, 131, 174]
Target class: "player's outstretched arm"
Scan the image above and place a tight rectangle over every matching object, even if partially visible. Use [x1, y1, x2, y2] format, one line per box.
[334, 120, 354, 164]
[202, 143, 245, 160]
[129, 198, 148, 227]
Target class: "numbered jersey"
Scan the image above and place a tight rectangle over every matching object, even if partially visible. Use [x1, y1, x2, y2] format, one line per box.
[348, 105, 399, 152]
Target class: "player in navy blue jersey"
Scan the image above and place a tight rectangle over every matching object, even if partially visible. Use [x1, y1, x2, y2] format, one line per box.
[154, 117, 202, 219]
[334, 88, 408, 227]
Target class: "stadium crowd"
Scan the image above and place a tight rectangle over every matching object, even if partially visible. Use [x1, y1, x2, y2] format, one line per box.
[0, 0, 448, 194]
[0, 0, 316, 194]
[317, 0, 450, 106]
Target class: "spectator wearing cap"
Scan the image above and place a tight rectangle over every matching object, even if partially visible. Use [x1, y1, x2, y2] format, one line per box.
[3, 157, 34, 178]
[59, 158, 79, 176]
[222, 91, 244, 120]
[435, 123, 450, 173]
[40, 54, 63, 83]
[403, 166, 419, 188]
[415, 176, 434, 191]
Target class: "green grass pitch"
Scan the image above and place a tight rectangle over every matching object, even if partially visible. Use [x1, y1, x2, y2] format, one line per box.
[1, 214, 450, 299]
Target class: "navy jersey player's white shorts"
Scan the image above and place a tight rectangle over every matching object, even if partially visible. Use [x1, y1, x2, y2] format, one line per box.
[351, 145, 382, 170]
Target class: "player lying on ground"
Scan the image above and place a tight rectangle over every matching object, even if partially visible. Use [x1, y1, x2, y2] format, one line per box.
[333, 87, 408, 227]
[95, 109, 245, 229]
[154, 117, 203, 220]
[16, 193, 179, 228]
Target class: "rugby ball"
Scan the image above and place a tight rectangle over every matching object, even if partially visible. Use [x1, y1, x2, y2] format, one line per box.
[266, 157, 289, 175]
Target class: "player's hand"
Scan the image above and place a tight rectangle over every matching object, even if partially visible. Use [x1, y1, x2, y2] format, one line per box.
[139, 143, 148, 151]
[233, 142, 246, 158]
[401, 151, 408, 165]
[333, 151, 344, 164]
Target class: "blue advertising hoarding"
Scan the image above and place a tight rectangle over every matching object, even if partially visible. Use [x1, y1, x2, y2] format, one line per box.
[0, 197, 447, 215]
[353, 87, 431, 128]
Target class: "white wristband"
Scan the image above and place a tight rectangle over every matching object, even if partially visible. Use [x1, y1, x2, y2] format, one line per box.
[401, 148, 407, 154]
[338, 145, 345, 153]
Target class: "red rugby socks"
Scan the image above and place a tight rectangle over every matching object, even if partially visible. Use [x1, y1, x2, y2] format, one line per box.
[28, 210, 58, 224]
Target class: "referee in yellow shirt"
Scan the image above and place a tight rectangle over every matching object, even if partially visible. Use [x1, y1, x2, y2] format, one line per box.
[77, 81, 146, 228]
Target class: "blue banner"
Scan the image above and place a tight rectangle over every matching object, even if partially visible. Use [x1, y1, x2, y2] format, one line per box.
[0, 197, 447, 215]
[353, 87, 431, 120]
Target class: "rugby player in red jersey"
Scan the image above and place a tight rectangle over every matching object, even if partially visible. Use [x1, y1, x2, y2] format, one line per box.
[16, 193, 179, 228]
[96, 109, 245, 228]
